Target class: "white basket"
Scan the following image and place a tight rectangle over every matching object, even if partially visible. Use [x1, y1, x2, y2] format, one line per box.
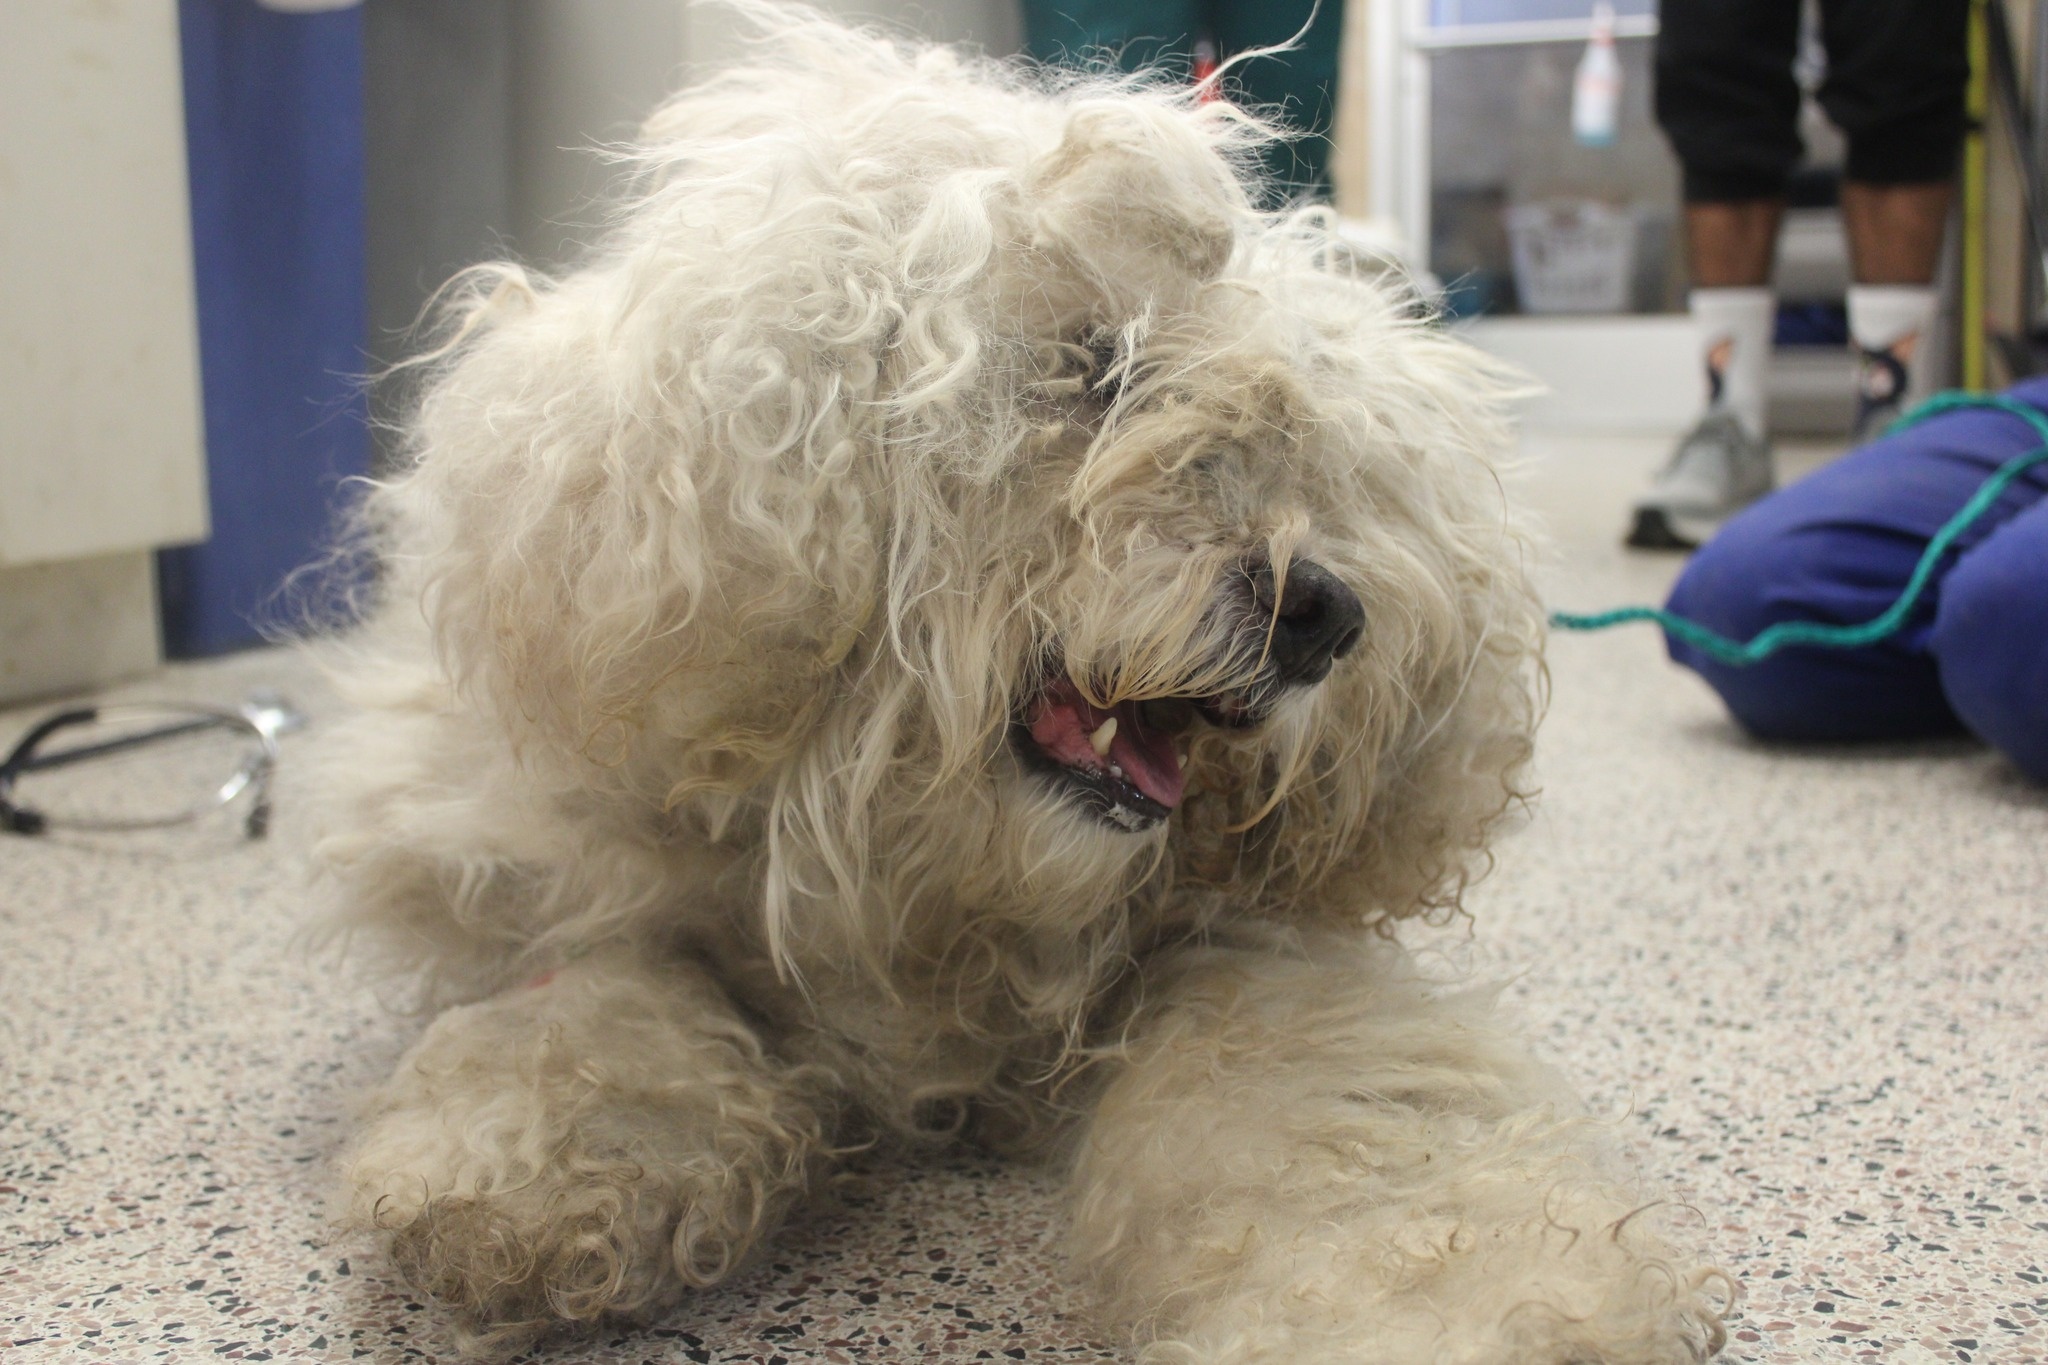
[1505, 200, 1639, 315]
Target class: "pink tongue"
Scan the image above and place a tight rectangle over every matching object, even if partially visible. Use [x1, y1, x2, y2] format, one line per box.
[1025, 684, 1186, 811]
[1109, 713, 1185, 809]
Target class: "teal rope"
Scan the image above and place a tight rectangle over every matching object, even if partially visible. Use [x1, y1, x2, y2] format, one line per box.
[1549, 391, 2048, 667]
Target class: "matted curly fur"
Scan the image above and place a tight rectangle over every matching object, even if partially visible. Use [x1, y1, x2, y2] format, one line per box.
[314, 6, 1730, 1359]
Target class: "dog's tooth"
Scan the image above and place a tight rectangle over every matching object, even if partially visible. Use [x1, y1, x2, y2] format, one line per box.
[1088, 717, 1118, 758]
[1109, 763, 1125, 780]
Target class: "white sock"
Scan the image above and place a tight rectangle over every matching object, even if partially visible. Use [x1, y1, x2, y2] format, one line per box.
[1847, 284, 1939, 408]
[1689, 287, 1775, 441]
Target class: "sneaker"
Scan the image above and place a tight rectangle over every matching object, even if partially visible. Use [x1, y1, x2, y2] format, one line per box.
[1624, 409, 1775, 551]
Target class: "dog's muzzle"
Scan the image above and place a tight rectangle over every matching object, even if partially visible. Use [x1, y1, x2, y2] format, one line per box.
[1012, 558, 1365, 832]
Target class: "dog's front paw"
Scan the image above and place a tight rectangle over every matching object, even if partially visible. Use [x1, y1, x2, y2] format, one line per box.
[1371, 1196, 1731, 1365]
[345, 1105, 771, 1347]
[344, 1090, 811, 1349]
[1132, 1189, 1730, 1365]
[339, 965, 829, 1346]
[1071, 949, 1733, 1365]
[360, 1155, 684, 1340]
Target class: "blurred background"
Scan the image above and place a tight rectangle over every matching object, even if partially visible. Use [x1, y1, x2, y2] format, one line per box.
[3, 0, 2045, 700]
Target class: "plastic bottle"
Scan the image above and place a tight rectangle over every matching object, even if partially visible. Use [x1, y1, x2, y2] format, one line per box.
[1571, 2, 1621, 148]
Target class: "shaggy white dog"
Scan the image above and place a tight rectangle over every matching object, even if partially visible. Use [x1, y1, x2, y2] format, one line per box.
[316, 8, 1729, 1360]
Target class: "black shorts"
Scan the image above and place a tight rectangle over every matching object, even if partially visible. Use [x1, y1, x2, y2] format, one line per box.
[1655, 0, 1969, 202]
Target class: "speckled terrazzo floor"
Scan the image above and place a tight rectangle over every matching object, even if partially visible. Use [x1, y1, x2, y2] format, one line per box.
[4, 431, 2045, 1364]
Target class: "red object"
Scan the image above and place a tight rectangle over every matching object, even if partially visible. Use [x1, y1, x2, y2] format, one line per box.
[1192, 40, 1219, 103]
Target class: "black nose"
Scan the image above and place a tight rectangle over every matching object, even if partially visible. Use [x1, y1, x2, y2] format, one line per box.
[1248, 558, 1365, 687]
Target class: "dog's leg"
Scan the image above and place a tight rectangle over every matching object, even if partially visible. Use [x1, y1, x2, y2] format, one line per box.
[341, 949, 834, 1346]
[1068, 937, 1728, 1364]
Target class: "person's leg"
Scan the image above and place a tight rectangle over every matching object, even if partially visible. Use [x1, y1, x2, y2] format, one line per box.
[1839, 183, 1952, 434]
[1685, 198, 1782, 289]
[1684, 200, 1781, 446]
[1664, 377, 2048, 744]
[1654, 0, 1806, 208]
[1819, 0, 1968, 432]
[1839, 180, 1954, 285]
[1633, 0, 1804, 549]
[1930, 496, 2048, 784]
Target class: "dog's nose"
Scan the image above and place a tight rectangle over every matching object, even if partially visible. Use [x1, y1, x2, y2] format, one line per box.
[1249, 558, 1366, 687]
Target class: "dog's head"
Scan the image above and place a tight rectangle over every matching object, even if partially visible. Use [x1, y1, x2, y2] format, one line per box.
[388, 6, 1542, 982]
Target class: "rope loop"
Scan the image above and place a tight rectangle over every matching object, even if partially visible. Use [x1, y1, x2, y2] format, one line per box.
[1550, 391, 2048, 666]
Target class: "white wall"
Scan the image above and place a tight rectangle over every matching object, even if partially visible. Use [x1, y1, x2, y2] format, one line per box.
[0, 3, 209, 699]
[506, 0, 693, 269]
[365, 0, 1024, 472]
[0, 3, 208, 570]
[1463, 314, 1865, 438]
[505, 0, 1023, 268]
[1462, 316, 1698, 433]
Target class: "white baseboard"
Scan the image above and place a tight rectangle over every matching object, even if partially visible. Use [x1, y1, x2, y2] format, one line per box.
[0, 551, 160, 705]
[1458, 315, 1699, 435]
[1460, 314, 1858, 439]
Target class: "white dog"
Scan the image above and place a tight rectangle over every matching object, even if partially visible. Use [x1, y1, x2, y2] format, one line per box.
[316, 8, 1729, 1359]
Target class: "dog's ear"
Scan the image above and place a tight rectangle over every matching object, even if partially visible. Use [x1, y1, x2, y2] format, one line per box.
[1025, 102, 1245, 328]
[385, 269, 884, 797]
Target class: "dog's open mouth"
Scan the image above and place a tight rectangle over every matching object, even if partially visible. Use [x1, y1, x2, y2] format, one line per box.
[1012, 675, 1266, 832]
[1011, 560, 1364, 831]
